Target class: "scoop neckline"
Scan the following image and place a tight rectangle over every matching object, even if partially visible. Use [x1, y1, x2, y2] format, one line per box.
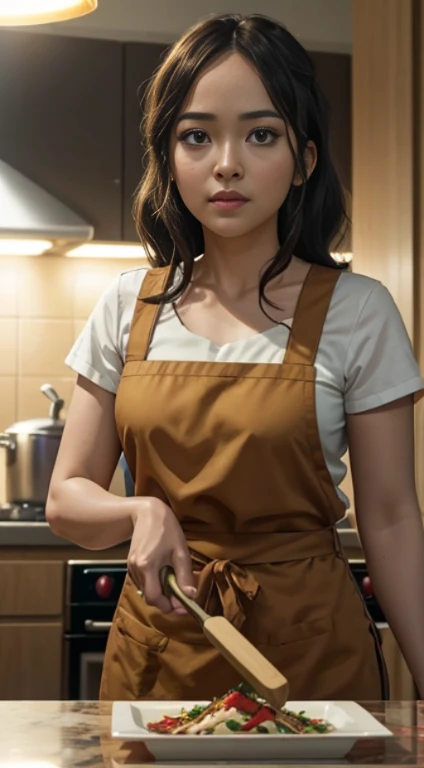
[168, 302, 293, 351]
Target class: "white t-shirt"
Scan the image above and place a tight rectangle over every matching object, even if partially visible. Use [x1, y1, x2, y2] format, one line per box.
[65, 267, 424, 509]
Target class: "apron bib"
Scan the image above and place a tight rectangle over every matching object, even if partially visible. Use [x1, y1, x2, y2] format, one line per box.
[100, 264, 388, 701]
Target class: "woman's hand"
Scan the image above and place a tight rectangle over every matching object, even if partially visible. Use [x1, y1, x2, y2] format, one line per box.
[127, 497, 197, 614]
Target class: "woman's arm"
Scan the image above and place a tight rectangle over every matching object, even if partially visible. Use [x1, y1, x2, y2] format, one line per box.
[46, 375, 141, 549]
[347, 394, 424, 696]
[47, 375, 196, 609]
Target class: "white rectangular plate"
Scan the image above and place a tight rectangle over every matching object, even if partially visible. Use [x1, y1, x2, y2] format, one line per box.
[111, 700, 393, 761]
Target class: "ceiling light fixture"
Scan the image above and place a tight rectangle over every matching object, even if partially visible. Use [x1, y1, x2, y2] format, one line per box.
[0, 0, 97, 26]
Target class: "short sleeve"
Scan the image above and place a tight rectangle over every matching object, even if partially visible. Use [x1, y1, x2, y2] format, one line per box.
[65, 274, 123, 394]
[344, 283, 424, 413]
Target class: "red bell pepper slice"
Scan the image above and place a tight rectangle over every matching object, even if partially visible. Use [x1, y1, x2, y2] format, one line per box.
[223, 692, 260, 714]
[241, 707, 275, 731]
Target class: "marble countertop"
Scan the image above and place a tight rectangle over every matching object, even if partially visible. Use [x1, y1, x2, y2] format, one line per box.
[1, 700, 424, 767]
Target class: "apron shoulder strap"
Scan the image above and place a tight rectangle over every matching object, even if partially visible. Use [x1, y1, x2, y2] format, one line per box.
[284, 264, 342, 366]
[126, 266, 172, 362]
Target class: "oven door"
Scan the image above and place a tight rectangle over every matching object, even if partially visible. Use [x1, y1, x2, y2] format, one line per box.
[64, 632, 109, 700]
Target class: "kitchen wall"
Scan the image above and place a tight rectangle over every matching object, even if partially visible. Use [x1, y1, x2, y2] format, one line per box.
[0, 254, 139, 500]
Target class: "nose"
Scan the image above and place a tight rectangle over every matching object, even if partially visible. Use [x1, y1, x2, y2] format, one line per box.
[213, 141, 244, 181]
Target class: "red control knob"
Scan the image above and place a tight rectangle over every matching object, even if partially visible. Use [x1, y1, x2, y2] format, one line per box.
[362, 576, 373, 598]
[95, 575, 114, 599]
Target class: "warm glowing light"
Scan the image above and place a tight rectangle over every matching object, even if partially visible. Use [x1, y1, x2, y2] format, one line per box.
[0, 0, 97, 26]
[0, 239, 52, 255]
[0, 762, 60, 768]
[331, 252, 353, 263]
[66, 243, 149, 260]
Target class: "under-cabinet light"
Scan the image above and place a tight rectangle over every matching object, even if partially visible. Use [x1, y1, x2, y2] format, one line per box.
[0, 239, 53, 256]
[65, 243, 149, 260]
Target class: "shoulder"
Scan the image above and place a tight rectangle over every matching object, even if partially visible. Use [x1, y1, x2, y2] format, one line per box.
[319, 269, 403, 362]
[116, 265, 172, 305]
[114, 266, 149, 304]
[329, 269, 395, 326]
[333, 269, 382, 304]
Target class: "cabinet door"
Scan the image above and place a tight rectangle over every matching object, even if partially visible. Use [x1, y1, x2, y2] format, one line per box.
[123, 42, 170, 242]
[0, 561, 63, 616]
[0, 622, 62, 699]
[310, 52, 352, 192]
[0, 31, 123, 241]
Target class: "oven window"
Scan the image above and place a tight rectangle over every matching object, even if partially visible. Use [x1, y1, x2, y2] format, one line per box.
[66, 636, 106, 700]
[80, 651, 105, 700]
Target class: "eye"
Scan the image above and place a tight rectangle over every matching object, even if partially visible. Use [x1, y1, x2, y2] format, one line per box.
[178, 129, 210, 145]
[248, 127, 279, 145]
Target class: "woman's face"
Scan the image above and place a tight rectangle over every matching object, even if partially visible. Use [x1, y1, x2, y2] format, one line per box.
[169, 52, 316, 241]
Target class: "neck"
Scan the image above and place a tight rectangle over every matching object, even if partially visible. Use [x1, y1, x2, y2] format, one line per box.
[194, 220, 283, 296]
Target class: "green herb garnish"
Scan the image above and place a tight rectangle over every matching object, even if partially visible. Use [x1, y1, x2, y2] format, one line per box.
[187, 705, 207, 719]
[226, 719, 242, 731]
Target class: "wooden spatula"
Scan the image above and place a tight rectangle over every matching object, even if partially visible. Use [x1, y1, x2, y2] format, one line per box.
[160, 566, 290, 710]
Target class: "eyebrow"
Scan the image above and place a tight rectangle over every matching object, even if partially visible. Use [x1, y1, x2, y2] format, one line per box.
[176, 109, 282, 124]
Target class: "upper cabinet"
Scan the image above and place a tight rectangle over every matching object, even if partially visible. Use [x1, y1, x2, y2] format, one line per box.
[0, 33, 351, 243]
[123, 43, 169, 242]
[0, 31, 123, 241]
[310, 52, 352, 193]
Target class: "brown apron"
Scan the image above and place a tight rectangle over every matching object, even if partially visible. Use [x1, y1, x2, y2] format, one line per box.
[100, 263, 388, 702]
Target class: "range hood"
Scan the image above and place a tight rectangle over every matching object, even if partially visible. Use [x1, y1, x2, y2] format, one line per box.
[0, 159, 94, 244]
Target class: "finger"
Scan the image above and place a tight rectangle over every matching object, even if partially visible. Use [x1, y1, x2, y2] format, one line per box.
[170, 595, 188, 613]
[142, 569, 173, 613]
[127, 562, 143, 592]
[172, 549, 197, 597]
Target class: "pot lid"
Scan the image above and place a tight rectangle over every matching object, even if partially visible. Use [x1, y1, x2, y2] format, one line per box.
[5, 418, 64, 436]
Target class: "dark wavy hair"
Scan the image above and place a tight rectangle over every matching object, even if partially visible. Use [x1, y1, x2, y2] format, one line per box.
[133, 13, 349, 306]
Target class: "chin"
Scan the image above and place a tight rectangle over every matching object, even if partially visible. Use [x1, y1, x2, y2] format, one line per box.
[202, 219, 259, 239]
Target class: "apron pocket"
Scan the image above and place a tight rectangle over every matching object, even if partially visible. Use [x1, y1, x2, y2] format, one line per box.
[258, 614, 334, 647]
[256, 616, 334, 699]
[108, 605, 169, 699]
[116, 605, 169, 650]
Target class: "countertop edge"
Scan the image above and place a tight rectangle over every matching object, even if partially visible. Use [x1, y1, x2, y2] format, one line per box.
[0, 522, 362, 551]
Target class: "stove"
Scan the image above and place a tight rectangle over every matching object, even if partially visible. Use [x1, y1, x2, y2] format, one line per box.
[0, 502, 46, 522]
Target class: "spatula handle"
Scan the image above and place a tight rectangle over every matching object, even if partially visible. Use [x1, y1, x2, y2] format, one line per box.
[160, 566, 209, 624]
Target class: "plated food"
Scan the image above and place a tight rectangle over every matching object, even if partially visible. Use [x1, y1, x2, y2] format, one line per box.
[147, 684, 334, 736]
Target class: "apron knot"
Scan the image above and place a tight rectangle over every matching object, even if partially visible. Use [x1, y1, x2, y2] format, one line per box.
[194, 556, 260, 631]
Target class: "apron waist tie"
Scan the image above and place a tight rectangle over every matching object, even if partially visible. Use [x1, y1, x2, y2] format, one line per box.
[192, 557, 259, 630]
[186, 527, 338, 630]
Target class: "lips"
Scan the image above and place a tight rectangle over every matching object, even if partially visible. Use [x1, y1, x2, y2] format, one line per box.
[209, 190, 249, 202]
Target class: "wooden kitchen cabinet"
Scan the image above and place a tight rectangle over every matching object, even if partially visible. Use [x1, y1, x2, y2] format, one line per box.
[123, 42, 169, 242]
[0, 561, 63, 616]
[0, 31, 123, 241]
[0, 546, 129, 700]
[0, 561, 64, 700]
[310, 52, 352, 193]
[0, 622, 62, 700]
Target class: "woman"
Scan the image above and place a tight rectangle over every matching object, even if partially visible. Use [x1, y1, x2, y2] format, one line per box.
[47, 14, 424, 701]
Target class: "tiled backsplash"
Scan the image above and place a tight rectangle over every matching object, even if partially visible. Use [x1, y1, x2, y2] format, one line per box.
[0, 254, 140, 429]
[0, 254, 139, 501]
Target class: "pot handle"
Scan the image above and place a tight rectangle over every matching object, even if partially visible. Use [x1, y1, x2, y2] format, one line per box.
[0, 433, 16, 464]
[40, 384, 64, 420]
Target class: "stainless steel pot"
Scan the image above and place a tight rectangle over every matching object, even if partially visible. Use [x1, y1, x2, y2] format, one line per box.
[0, 384, 65, 505]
